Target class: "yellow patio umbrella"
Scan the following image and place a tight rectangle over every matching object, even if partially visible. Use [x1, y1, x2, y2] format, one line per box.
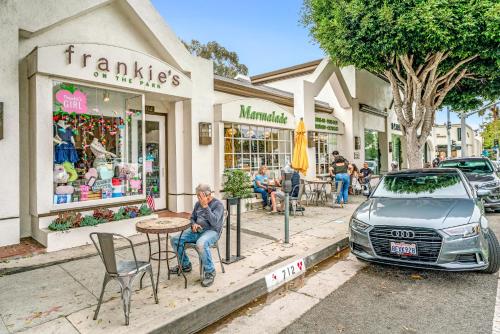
[291, 118, 309, 175]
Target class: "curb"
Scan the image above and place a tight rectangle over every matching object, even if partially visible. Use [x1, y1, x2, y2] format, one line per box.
[151, 236, 350, 334]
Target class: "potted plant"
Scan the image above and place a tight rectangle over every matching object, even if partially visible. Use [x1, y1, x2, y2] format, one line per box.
[223, 169, 252, 205]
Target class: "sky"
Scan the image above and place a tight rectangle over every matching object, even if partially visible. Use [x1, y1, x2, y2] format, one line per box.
[151, 0, 484, 130]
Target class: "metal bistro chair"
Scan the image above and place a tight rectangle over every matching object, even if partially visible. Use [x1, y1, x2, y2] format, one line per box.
[182, 210, 227, 281]
[90, 232, 158, 326]
[290, 181, 306, 216]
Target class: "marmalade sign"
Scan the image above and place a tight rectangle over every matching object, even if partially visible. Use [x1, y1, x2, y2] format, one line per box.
[239, 105, 288, 125]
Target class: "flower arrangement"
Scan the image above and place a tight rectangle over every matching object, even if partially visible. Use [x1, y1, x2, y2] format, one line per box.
[48, 203, 154, 231]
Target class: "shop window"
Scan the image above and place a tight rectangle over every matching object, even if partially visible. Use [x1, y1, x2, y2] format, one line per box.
[223, 123, 292, 175]
[313, 132, 338, 176]
[52, 81, 143, 204]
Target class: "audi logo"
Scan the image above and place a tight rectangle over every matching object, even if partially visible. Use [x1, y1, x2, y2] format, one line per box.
[391, 230, 415, 239]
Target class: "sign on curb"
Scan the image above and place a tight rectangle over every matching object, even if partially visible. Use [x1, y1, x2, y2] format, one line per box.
[265, 258, 306, 292]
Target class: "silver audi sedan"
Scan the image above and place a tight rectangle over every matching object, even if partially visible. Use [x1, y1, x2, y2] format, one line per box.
[349, 169, 499, 273]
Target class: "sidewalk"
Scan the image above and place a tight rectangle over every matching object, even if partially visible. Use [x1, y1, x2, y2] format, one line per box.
[0, 197, 364, 334]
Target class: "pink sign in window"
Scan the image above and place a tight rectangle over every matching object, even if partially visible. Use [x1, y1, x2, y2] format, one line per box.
[56, 89, 87, 114]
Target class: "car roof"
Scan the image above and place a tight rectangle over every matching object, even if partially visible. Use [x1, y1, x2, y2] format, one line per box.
[441, 157, 488, 162]
[386, 168, 460, 175]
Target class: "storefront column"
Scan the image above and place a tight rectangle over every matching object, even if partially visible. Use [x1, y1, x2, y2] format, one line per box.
[378, 124, 389, 173]
[167, 100, 191, 212]
[295, 80, 316, 177]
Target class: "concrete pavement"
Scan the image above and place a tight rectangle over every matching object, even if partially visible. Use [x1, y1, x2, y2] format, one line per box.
[0, 197, 364, 333]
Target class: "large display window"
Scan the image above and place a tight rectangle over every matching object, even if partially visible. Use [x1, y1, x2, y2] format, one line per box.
[52, 81, 144, 204]
[223, 123, 292, 174]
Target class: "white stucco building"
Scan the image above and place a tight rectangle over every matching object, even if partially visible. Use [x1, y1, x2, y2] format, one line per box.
[433, 123, 483, 158]
[0, 0, 397, 250]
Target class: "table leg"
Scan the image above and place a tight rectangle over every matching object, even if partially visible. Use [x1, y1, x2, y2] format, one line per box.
[176, 229, 188, 289]
[156, 234, 161, 293]
[140, 233, 152, 289]
[166, 233, 171, 280]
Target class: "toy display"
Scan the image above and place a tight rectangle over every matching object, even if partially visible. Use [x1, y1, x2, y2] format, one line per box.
[52, 82, 144, 204]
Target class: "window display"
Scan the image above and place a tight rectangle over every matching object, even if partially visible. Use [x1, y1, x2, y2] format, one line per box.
[52, 81, 144, 204]
[224, 123, 292, 175]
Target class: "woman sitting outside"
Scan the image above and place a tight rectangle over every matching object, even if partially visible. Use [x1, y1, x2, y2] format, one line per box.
[254, 165, 279, 213]
[348, 163, 360, 195]
[330, 156, 350, 207]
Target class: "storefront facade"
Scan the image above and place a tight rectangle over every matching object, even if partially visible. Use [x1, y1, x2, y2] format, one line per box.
[1, 0, 214, 249]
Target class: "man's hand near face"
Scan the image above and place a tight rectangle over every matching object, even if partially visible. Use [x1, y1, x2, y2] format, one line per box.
[198, 192, 209, 208]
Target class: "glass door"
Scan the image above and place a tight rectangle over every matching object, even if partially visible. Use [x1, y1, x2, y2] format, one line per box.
[141, 114, 166, 210]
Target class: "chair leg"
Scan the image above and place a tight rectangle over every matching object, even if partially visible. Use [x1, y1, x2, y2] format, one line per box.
[93, 274, 110, 321]
[120, 284, 132, 326]
[197, 249, 203, 281]
[216, 243, 225, 273]
[148, 267, 159, 304]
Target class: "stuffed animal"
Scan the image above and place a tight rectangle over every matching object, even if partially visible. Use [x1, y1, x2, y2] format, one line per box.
[54, 164, 69, 184]
[85, 168, 98, 180]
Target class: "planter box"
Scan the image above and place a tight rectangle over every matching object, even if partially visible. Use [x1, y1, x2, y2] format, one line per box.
[39, 214, 158, 252]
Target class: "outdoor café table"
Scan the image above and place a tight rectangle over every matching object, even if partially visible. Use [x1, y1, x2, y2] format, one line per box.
[305, 178, 330, 205]
[136, 217, 191, 292]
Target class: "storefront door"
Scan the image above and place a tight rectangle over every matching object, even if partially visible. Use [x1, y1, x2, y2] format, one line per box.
[144, 114, 167, 210]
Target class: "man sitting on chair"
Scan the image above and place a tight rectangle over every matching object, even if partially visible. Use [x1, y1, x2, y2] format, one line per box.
[170, 184, 224, 287]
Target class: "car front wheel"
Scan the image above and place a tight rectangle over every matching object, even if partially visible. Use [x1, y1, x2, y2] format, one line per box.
[484, 230, 500, 274]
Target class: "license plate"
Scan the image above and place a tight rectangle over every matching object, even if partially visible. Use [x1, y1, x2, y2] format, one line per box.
[390, 242, 417, 256]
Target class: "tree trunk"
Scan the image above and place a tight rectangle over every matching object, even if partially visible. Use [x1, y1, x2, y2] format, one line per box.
[405, 128, 424, 169]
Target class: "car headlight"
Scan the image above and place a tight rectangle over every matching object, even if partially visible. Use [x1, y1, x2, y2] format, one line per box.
[351, 218, 370, 231]
[443, 223, 480, 238]
[481, 181, 500, 188]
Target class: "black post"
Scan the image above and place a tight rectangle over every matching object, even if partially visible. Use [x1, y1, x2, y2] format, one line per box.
[236, 199, 241, 257]
[225, 202, 231, 262]
[222, 197, 245, 264]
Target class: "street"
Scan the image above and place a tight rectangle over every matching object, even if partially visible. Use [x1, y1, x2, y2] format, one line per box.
[209, 211, 500, 334]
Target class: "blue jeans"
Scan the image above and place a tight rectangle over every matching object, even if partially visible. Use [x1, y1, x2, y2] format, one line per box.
[254, 187, 268, 207]
[170, 228, 219, 273]
[335, 173, 350, 204]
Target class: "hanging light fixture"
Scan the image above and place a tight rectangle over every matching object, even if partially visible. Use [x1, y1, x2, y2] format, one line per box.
[103, 91, 110, 102]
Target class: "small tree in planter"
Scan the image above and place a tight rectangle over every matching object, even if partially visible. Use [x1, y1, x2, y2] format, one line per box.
[223, 169, 252, 203]
[222, 169, 252, 263]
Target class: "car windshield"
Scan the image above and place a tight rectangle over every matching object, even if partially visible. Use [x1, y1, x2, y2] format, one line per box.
[439, 160, 493, 174]
[372, 173, 469, 199]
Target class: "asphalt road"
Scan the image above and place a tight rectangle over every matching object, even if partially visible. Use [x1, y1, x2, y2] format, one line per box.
[282, 212, 500, 334]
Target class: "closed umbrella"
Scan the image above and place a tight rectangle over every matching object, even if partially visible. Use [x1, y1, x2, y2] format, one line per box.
[292, 118, 309, 175]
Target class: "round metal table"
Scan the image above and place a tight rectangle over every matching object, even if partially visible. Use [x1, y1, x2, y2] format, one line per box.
[136, 217, 191, 291]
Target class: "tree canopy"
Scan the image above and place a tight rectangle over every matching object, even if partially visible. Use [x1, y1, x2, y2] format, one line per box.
[302, 0, 500, 167]
[183, 39, 249, 78]
[482, 119, 500, 149]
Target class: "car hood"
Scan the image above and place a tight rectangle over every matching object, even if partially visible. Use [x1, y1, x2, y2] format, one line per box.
[354, 198, 477, 229]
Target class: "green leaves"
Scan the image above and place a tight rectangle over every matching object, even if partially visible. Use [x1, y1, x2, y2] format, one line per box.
[183, 40, 249, 78]
[223, 169, 253, 199]
[302, 0, 499, 111]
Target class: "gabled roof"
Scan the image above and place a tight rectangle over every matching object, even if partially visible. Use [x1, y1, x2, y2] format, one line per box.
[251, 59, 322, 85]
[17, 0, 195, 73]
[214, 75, 333, 113]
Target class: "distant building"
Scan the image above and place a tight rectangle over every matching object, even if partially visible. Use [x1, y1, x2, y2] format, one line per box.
[433, 124, 483, 158]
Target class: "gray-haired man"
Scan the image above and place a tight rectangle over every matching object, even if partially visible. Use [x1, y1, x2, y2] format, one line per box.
[170, 184, 224, 287]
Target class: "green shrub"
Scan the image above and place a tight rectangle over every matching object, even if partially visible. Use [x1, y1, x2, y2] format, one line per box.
[80, 215, 104, 227]
[139, 203, 153, 216]
[223, 169, 253, 199]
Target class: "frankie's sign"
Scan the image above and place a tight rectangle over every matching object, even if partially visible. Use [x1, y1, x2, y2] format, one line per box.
[29, 44, 192, 98]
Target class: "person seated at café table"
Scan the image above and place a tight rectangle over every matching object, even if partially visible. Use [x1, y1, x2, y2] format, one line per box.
[169, 184, 224, 287]
[254, 165, 279, 213]
[359, 162, 373, 185]
[274, 165, 301, 212]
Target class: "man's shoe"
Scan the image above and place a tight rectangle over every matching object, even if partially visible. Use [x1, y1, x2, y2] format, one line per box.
[201, 271, 216, 287]
[169, 264, 192, 274]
